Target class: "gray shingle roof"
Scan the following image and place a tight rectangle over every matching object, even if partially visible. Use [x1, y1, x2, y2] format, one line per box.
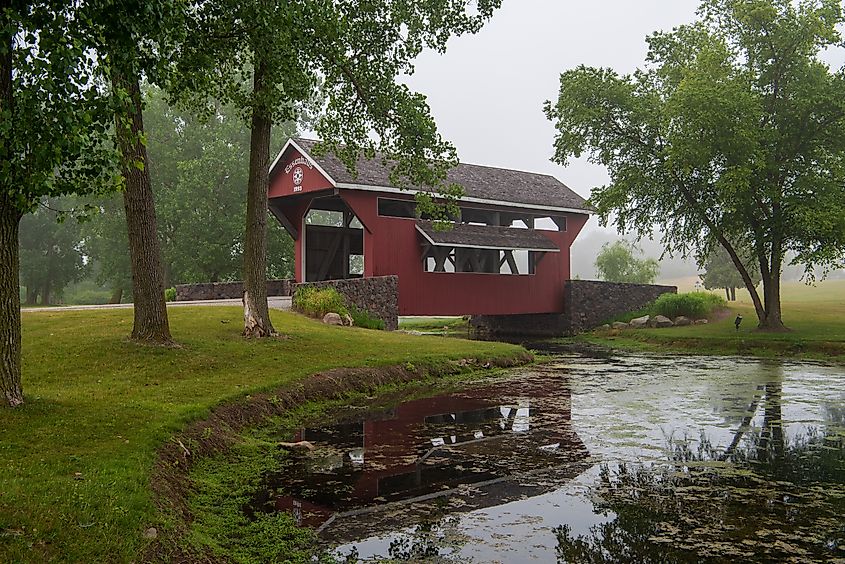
[289, 138, 592, 213]
[416, 221, 560, 252]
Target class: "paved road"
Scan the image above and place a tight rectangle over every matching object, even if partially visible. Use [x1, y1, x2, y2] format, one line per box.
[21, 297, 292, 313]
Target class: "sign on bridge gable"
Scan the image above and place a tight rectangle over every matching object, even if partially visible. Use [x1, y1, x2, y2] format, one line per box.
[269, 147, 333, 198]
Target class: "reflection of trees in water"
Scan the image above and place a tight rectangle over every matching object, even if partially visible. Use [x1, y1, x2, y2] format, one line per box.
[556, 381, 844, 563]
[826, 403, 845, 426]
[338, 513, 469, 563]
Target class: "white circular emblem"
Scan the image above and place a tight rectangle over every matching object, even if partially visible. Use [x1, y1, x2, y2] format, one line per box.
[293, 167, 304, 186]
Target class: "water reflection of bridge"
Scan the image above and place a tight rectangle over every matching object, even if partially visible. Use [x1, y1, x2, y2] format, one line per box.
[253, 374, 591, 541]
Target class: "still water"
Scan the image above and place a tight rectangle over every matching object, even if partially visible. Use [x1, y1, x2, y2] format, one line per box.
[252, 353, 845, 562]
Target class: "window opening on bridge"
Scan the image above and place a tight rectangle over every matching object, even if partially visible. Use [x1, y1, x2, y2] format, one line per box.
[304, 197, 364, 282]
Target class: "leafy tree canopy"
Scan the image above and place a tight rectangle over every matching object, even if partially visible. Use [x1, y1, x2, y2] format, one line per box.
[545, 0, 845, 329]
[1, 2, 118, 211]
[19, 198, 87, 305]
[595, 240, 660, 284]
[169, 0, 503, 203]
[82, 86, 295, 290]
[701, 245, 761, 300]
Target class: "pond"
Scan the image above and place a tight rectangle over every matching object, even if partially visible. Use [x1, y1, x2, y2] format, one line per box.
[250, 352, 845, 562]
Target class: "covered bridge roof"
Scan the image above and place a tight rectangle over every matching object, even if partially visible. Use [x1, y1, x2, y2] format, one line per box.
[416, 221, 560, 252]
[275, 138, 593, 214]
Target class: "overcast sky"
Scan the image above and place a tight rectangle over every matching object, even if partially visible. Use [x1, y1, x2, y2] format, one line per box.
[401, 1, 703, 278]
[400, 0, 844, 280]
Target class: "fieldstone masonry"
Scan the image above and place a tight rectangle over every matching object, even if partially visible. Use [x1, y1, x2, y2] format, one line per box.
[563, 280, 677, 334]
[293, 276, 399, 331]
[471, 279, 676, 337]
[175, 279, 294, 301]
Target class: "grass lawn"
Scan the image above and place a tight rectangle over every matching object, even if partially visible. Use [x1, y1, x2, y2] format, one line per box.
[580, 279, 845, 359]
[0, 307, 523, 563]
[398, 316, 470, 333]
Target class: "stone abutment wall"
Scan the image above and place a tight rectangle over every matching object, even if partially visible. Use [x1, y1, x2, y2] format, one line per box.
[563, 280, 676, 334]
[175, 279, 294, 301]
[293, 276, 399, 331]
[471, 280, 676, 337]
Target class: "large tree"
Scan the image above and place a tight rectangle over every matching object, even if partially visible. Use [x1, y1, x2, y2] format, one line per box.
[82, 86, 295, 293]
[144, 86, 294, 285]
[81, 0, 186, 343]
[19, 199, 87, 305]
[170, 0, 501, 337]
[701, 245, 761, 301]
[546, 0, 845, 330]
[594, 240, 660, 284]
[1, 2, 117, 407]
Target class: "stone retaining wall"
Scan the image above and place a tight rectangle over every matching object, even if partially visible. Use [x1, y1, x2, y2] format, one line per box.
[563, 280, 677, 334]
[175, 279, 294, 301]
[293, 276, 399, 331]
[471, 280, 676, 337]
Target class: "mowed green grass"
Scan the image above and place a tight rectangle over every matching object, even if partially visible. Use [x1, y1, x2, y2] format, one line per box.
[587, 280, 845, 358]
[0, 307, 522, 563]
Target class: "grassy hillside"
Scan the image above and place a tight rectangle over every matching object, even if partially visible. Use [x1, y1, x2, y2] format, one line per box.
[584, 280, 845, 359]
[0, 307, 523, 563]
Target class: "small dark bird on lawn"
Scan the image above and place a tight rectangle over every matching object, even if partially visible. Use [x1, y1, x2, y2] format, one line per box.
[735, 315, 743, 331]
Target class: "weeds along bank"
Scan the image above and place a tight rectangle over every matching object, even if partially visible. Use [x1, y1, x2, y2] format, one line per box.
[1, 307, 528, 563]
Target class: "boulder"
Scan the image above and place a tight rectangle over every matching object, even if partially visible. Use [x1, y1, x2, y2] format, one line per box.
[653, 315, 674, 328]
[630, 315, 650, 328]
[611, 321, 630, 330]
[673, 316, 691, 326]
[343, 314, 354, 326]
[597, 324, 612, 331]
[694, 319, 709, 325]
[322, 312, 344, 325]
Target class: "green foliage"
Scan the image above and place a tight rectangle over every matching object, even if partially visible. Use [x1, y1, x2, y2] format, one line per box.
[168, 0, 504, 208]
[165, 287, 177, 302]
[144, 86, 295, 284]
[292, 287, 349, 319]
[61, 279, 115, 306]
[1, 307, 521, 561]
[702, 246, 761, 297]
[350, 307, 386, 331]
[18, 198, 88, 305]
[651, 292, 727, 319]
[595, 240, 660, 284]
[80, 86, 295, 292]
[189, 435, 316, 562]
[546, 0, 845, 327]
[1, 3, 119, 213]
[584, 281, 845, 360]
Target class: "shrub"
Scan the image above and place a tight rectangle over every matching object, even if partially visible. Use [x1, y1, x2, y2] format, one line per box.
[164, 287, 177, 302]
[292, 286, 349, 318]
[350, 307, 385, 330]
[650, 292, 726, 319]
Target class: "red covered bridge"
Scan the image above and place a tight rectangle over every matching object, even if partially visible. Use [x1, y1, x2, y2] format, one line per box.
[268, 138, 592, 317]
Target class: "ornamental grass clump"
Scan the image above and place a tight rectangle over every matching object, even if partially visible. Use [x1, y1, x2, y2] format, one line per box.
[651, 292, 726, 320]
[292, 287, 349, 319]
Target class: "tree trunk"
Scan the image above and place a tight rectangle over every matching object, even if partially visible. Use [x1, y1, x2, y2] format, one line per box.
[717, 238, 766, 324]
[0, 198, 24, 407]
[758, 380, 785, 463]
[111, 67, 172, 344]
[758, 271, 788, 332]
[724, 287, 730, 301]
[41, 279, 51, 306]
[25, 287, 38, 306]
[0, 10, 23, 408]
[109, 286, 123, 305]
[730, 287, 736, 302]
[242, 59, 276, 337]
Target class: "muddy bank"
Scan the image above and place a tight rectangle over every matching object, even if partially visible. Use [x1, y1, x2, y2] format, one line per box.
[143, 351, 533, 562]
